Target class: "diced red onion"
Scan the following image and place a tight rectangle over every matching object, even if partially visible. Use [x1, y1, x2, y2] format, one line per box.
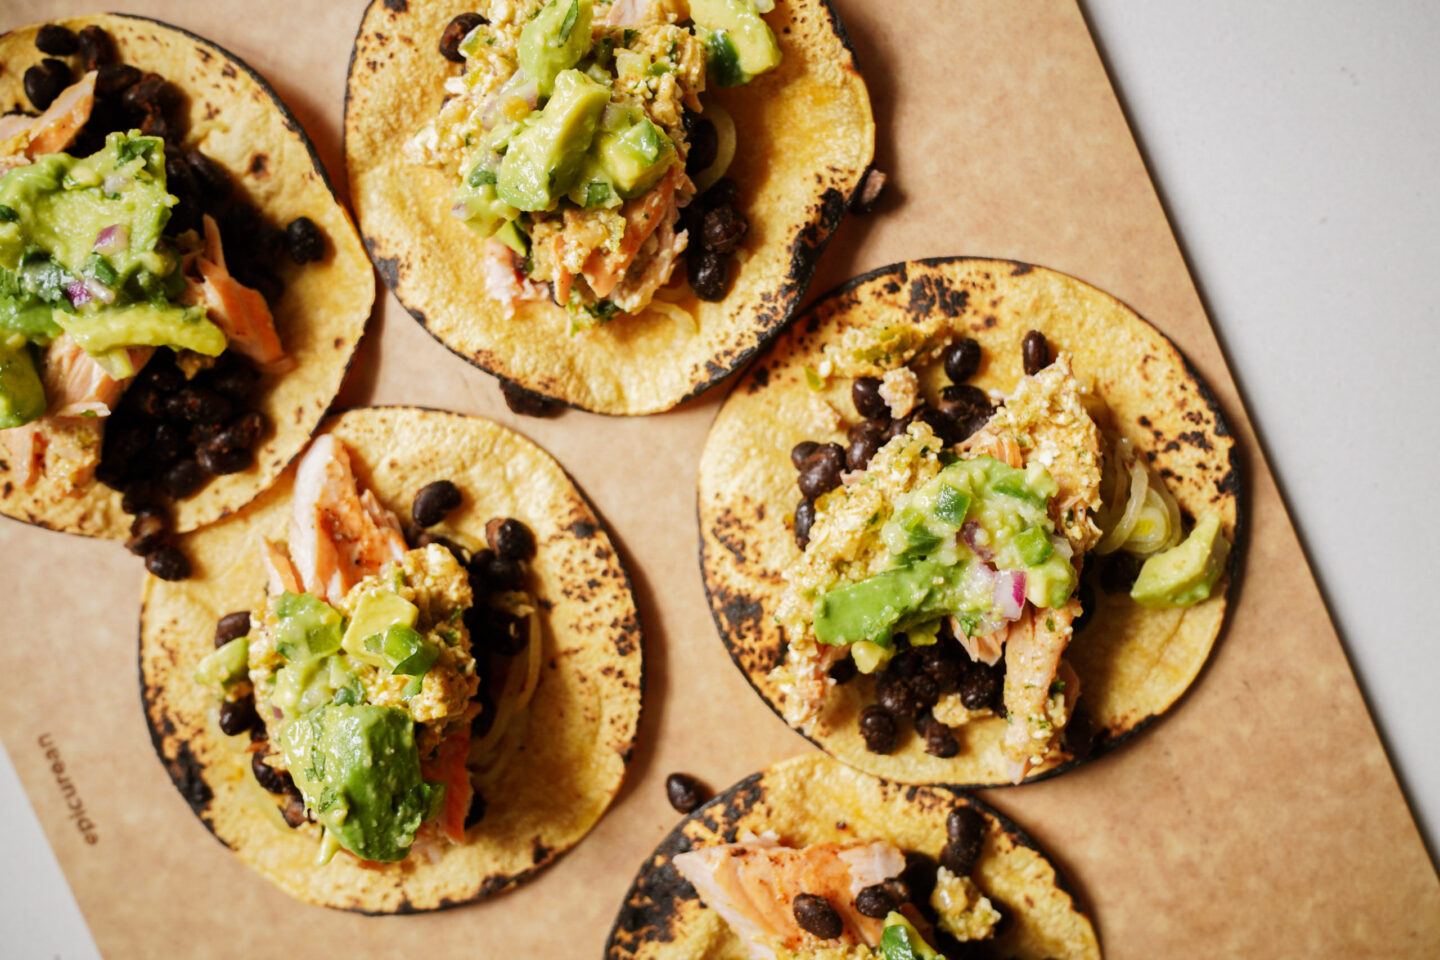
[83, 278, 115, 304]
[962, 521, 992, 561]
[102, 173, 132, 194]
[993, 570, 1027, 620]
[482, 73, 539, 130]
[65, 280, 92, 306]
[93, 224, 129, 254]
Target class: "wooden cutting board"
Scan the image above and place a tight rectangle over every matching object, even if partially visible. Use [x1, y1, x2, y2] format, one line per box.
[0, 1, 1435, 957]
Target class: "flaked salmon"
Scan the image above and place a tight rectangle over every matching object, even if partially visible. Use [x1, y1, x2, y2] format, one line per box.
[182, 214, 285, 367]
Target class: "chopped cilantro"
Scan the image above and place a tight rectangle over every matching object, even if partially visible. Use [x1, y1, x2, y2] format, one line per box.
[584, 180, 611, 207]
[0, 204, 17, 222]
[468, 166, 498, 187]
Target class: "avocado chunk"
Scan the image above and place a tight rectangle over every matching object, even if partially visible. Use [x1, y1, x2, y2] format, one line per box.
[279, 704, 434, 862]
[274, 592, 344, 664]
[496, 69, 610, 211]
[0, 337, 45, 428]
[341, 590, 419, 666]
[879, 912, 942, 960]
[814, 559, 985, 648]
[54, 300, 225, 358]
[692, 0, 782, 87]
[452, 164, 519, 239]
[519, 0, 594, 98]
[1130, 512, 1230, 608]
[194, 636, 250, 689]
[593, 114, 676, 198]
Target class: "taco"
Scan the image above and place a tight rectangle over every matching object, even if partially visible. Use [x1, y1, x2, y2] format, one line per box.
[139, 407, 643, 911]
[345, 0, 873, 414]
[699, 259, 1241, 787]
[0, 14, 372, 571]
[607, 752, 1100, 960]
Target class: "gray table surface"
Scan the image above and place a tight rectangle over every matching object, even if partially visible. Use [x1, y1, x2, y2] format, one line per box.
[3, 2, 1437, 954]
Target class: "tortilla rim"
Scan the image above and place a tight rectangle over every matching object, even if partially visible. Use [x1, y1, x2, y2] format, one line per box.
[342, 0, 875, 415]
[697, 257, 1245, 789]
[605, 752, 1101, 960]
[0, 13, 374, 540]
[138, 405, 645, 912]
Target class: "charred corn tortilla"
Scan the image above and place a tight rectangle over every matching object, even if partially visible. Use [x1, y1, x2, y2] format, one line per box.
[607, 753, 1100, 960]
[344, 0, 874, 414]
[140, 407, 643, 911]
[0, 14, 372, 538]
[698, 259, 1241, 787]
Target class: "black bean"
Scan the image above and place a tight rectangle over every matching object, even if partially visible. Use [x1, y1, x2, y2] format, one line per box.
[439, 12, 487, 61]
[940, 822, 983, 876]
[251, 747, 293, 795]
[1099, 552, 1141, 594]
[411, 480, 462, 527]
[125, 508, 167, 556]
[1022, 329, 1050, 376]
[850, 377, 888, 419]
[700, 205, 748, 254]
[122, 72, 181, 116]
[162, 459, 207, 499]
[922, 719, 959, 758]
[36, 24, 79, 56]
[1072, 577, 1096, 635]
[470, 685, 496, 738]
[898, 851, 938, 905]
[854, 883, 896, 919]
[793, 498, 816, 550]
[664, 772, 709, 814]
[184, 149, 231, 201]
[882, 413, 915, 442]
[150, 421, 186, 464]
[213, 411, 266, 454]
[912, 405, 956, 446]
[471, 552, 528, 593]
[486, 517, 536, 561]
[218, 694, 259, 736]
[209, 361, 260, 400]
[887, 647, 922, 679]
[145, 545, 191, 581]
[285, 216, 325, 264]
[167, 387, 231, 425]
[689, 249, 729, 301]
[946, 805, 984, 844]
[957, 659, 1002, 712]
[499, 379, 562, 417]
[139, 109, 176, 144]
[828, 656, 857, 685]
[95, 63, 141, 99]
[164, 155, 201, 236]
[849, 168, 887, 215]
[923, 650, 964, 694]
[23, 59, 70, 111]
[464, 790, 487, 828]
[685, 117, 718, 175]
[791, 894, 843, 940]
[215, 611, 251, 647]
[943, 338, 982, 383]
[703, 177, 740, 209]
[281, 792, 310, 828]
[846, 420, 886, 471]
[789, 440, 820, 469]
[466, 605, 528, 656]
[936, 384, 990, 423]
[858, 705, 897, 754]
[797, 443, 845, 500]
[138, 353, 184, 393]
[76, 25, 116, 71]
[120, 484, 158, 515]
[198, 445, 253, 476]
[908, 672, 940, 712]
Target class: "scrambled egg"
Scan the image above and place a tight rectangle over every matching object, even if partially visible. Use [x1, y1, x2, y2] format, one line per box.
[931, 866, 1002, 941]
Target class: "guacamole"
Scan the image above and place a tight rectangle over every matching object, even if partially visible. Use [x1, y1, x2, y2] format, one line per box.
[0, 131, 224, 427]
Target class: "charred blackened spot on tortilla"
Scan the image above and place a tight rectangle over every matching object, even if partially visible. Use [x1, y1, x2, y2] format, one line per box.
[749, 365, 770, 390]
[249, 153, 268, 177]
[167, 740, 213, 814]
[566, 518, 598, 539]
[367, 59, 381, 72]
[202, 102, 218, 121]
[333, 337, 344, 349]
[532, 840, 553, 864]
[2, 481, 11, 497]
[1138, 415, 1152, 428]
[1177, 430, 1214, 451]
[373, 254, 404, 289]
[384, 0, 409, 11]
[1216, 466, 1240, 497]
[1163, 440, 1180, 452]
[1010, 262, 1033, 276]
[197, 48, 212, 62]
[220, 63, 236, 79]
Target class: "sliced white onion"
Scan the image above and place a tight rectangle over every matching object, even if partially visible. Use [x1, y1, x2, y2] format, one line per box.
[1097, 455, 1149, 554]
[1123, 486, 1173, 556]
[83, 278, 115, 305]
[102, 173, 132, 194]
[694, 95, 737, 192]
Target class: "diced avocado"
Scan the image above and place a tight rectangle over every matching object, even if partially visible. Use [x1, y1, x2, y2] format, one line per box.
[54, 300, 225, 358]
[0, 337, 45, 428]
[879, 912, 942, 960]
[1013, 526, 1054, 566]
[814, 560, 988, 648]
[0, 268, 62, 341]
[1025, 554, 1077, 610]
[194, 636, 249, 689]
[279, 704, 434, 862]
[494, 219, 530, 257]
[274, 592, 344, 664]
[496, 70, 610, 212]
[1130, 512, 1230, 608]
[452, 164, 518, 239]
[0, 133, 175, 283]
[341, 591, 419, 665]
[593, 115, 676, 198]
[518, 0, 594, 98]
[692, 0, 782, 87]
